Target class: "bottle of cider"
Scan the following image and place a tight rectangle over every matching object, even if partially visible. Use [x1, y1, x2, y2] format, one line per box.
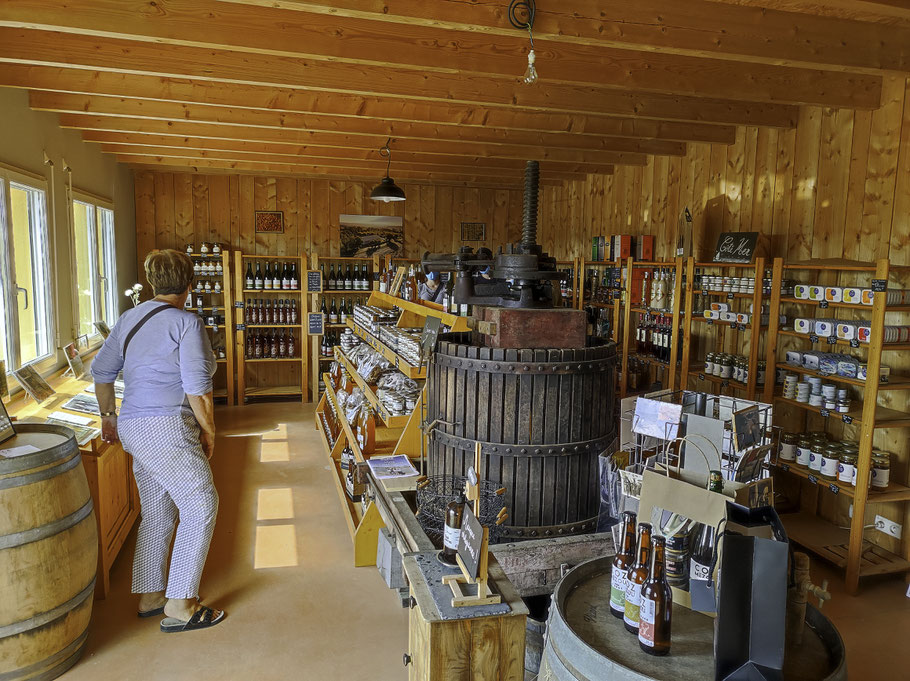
[624, 522, 653, 634]
[440, 492, 467, 565]
[639, 535, 673, 655]
[610, 511, 638, 619]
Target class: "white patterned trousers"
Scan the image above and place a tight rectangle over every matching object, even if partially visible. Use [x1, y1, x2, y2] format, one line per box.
[118, 412, 219, 600]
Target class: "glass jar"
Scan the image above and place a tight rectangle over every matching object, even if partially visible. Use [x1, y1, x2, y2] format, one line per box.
[705, 352, 716, 375]
[200, 242, 210, 254]
[808, 442, 825, 472]
[820, 446, 840, 479]
[780, 433, 798, 462]
[871, 453, 891, 489]
[719, 355, 733, 379]
[796, 436, 813, 466]
[756, 361, 766, 386]
[838, 452, 857, 485]
[185, 243, 194, 254]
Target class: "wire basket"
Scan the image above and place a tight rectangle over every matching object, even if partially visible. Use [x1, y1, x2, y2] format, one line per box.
[417, 475, 507, 547]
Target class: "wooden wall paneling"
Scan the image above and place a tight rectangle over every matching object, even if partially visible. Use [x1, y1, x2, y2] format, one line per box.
[492, 189, 509, 256]
[173, 173, 193, 252]
[689, 144, 711, 257]
[311, 179, 331, 257]
[134, 171, 155, 289]
[238, 175, 256, 254]
[651, 158, 669, 258]
[740, 127, 759, 232]
[403, 184, 420, 256]
[813, 109, 854, 260]
[724, 127, 746, 234]
[154, 172, 176, 252]
[771, 128, 796, 256]
[192, 174, 210, 252]
[432, 185, 453, 253]
[665, 158, 682, 259]
[209, 174, 231, 246]
[639, 160, 655, 246]
[327, 181, 346, 256]
[704, 144, 727, 258]
[843, 111, 874, 262]
[276, 177, 297, 257]
[253, 176, 271, 255]
[891, 81, 910, 268]
[296, 178, 312, 254]
[752, 128, 778, 236]
[787, 106, 823, 261]
[228, 175, 242, 250]
[861, 76, 906, 262]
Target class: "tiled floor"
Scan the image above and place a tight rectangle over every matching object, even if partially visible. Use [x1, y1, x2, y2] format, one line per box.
[57, 402, 909, 680]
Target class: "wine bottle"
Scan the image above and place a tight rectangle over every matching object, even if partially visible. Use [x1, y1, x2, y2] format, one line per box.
[290, 300, 298, 325]
[264, 262, 273, 290]
[362, 263, 371, 290]
[281, 262, 290, 290]
[440, 492, 467, 565]
[278, 329, 287, 358]
[272, 263, 281, 291]
[639, 535, 672, 656]
[610, 511, 638, 619]
[279, 300, 287, 325]
[328, 264, 337, 290]
[329, 298, 339, 324]
[270, 329, 279, 359]
[345, 264, 353, 291]
[352, 264, 360, 291]
[340, 297, 347, 324]
[690, 470, 724, 584]
[379, 264, 389, 293]
[321, 296, 328, 323]
[290, 262, 298, 290]
[254, 261, 263, 290]
[254, 330, 263, 359]
[624, 522, 653, 634]
[287, 329, 296, 357]
[246, 332, 254, 358]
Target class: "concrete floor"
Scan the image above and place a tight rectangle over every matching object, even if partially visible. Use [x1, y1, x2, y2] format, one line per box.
[59, 402, 910, 680]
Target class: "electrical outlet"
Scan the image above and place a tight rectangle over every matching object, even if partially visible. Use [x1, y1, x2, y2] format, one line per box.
[874, 515, 902, 539]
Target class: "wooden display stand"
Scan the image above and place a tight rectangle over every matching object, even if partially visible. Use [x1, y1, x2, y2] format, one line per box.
[6, 364, 138, 599]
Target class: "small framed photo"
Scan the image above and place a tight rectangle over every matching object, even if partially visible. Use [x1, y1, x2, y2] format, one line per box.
[63, 342, 86, 380]
[460, 222, 486, 242]
[255, 211, 284, 234]
[12, 365, 55, 403]
[732, 405, 763, 453]
[0, 397, 15, 445]
[94, 321, 111, 339]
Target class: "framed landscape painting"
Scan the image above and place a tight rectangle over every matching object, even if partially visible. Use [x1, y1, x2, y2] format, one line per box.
[339, 215, 404, 257]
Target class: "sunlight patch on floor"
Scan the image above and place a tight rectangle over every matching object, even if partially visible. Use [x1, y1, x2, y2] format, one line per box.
[254, 524, 298, 569]
[257, 487, 294, 521]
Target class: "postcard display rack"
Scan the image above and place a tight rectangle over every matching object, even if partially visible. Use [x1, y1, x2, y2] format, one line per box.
[190, 249, 235, 405]
[314, 290, 470, 565]
[760, 258, 910, 593]
[232, 252, 309, 401]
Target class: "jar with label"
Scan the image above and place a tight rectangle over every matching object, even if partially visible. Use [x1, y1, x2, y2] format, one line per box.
[796, 436, 813, 466]
[719, 355, 733, 379]
[756, 361, 766, 386]
[820, 446, 840, 479]
[871, 453, 891, 489]
[808, 442, 825, 472]
[838, 452, 857, 485]
[713, 354, 724, 377]
[705, 353, 716, 375]
[212, 242, 222, 254]
[200, 242, 210, 254]
[185, 243, 194, 254]
[780, 433, 797, 462]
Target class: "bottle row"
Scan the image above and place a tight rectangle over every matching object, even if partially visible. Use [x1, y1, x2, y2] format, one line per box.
[244, 328, 298, 359]
[185, 243, 223, 256]
[244, 261, 300, 291]
[635, 313, 682, 364]
[193, 259, 224, 276]
[244, 299, 299, 326]
[320, 296, 369, 325]
[320, 262, 372, 291]
[320, 331, 342, 357]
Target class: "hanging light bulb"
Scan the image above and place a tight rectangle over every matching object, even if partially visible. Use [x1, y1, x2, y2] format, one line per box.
[523, 49, 538, 85]
[370, 137, 406, 203]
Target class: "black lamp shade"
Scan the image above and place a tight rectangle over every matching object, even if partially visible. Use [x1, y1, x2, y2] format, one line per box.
[370, 176, 406, 202]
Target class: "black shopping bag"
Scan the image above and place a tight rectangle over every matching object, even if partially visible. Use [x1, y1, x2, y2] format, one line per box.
[714, 503, 788, 681]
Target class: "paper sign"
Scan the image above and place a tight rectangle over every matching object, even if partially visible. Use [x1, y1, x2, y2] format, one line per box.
[0, 444, 40, 458]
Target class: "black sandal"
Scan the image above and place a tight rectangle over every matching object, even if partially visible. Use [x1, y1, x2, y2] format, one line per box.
[138, 606, 165, 618]
[160, 606, 225, 633]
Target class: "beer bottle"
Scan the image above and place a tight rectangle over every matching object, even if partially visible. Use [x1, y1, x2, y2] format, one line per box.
[690, 470, 724, 584]
[610, 511, 637, 619]
[639, 535, 672, 656]
[440, 492, 467, 565]
[624, 522, 652, 634]
[245, 261, 254, 289]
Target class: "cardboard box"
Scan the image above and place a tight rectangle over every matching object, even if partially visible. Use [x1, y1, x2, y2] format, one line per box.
[637, 235, 655, 261]
[613, 234, 633, 259]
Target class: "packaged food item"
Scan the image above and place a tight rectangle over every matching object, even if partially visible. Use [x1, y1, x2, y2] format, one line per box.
[815, 320, 836, 337]
[808, 286, 824, 301]
[794, 284, 811, 300]
[794, 318, 813, 334]
[824, 287, 843, 303]
[871, 453, 890, 489]
[842, 287, 862, 304]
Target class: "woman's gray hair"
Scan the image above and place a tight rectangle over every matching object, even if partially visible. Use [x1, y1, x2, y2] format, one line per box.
[144, 249, 194, 295]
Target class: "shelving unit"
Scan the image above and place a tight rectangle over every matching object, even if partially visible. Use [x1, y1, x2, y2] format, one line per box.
[556, 258, 581, 309]
[680, 258, 768, 401]
[762, 257, 910, 592]
[233, 252, 308, 402]
[188, 250, 235, 405]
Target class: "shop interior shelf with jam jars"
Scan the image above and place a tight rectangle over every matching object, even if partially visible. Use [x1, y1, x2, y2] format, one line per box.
[185, 243, 235, 405]
[232, 252, 308, 401]
[760, 257, 910, 594]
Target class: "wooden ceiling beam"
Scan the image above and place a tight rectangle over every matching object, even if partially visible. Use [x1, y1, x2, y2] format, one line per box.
[57, 114, 650, 166]
[119, 156, 573, 186]
[97, 145, 595, 181]
[84, 133, 615, 175]
[0, 28, 799, 127]
[216, 0, 910, 73]
[0, 1, 884, 107]
[0, 65, 738, 144]
[29, 92, 687, 157]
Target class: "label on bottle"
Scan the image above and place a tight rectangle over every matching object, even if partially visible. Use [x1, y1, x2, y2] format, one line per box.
[609, 568, 626, 612]
[638, 597, 656, 647]
[690, 559, 711, 581]
[623, 581, 643, 627]
[443, 525, 461, 551]
[379, 282, 388, 293]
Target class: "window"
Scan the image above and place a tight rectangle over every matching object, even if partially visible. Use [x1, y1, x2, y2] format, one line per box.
[0, 175, 53, 367]
[72, 197, 117, 339]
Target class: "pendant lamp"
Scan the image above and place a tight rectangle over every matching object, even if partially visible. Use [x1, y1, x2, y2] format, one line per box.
[370, 138, 406, 202]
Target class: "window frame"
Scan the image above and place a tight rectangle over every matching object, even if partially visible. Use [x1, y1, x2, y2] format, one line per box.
[70, 188, 116, 351]
[0, 164, 55, 373]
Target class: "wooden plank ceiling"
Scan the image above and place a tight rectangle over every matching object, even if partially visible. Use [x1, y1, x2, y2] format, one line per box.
[0, 0, 905, 188]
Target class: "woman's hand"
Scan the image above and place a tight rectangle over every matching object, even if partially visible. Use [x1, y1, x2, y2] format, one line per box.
[200, 430, 215, 460]
[101, 416, 119, 444]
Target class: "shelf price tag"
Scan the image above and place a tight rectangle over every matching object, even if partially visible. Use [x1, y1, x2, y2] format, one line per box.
[698, 373, 706, 381]
[306, 270, 323, 293]
[819, 300, 829, 309]
[809, 334, 819, 343]
[842, 415, 854, 424]
[807, 474, 819, 485]
[827, 336, 838, 345]
[828, 483, 839, 495]
[307, 313, 325, 336]
[871, 279, 887, 292]
[850, 339, 860, 348]
[819, 408, 830, 418]
[234, 301, 245, 308]
[727, 292, 734, 300]
[707, 319, 714, 326]
[780, 463, 790, 472]
[721, 380, 730, 388]
[235, 324, 245, 331]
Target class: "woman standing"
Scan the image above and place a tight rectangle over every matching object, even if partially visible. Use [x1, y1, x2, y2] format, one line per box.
[91, 249, 225, 633]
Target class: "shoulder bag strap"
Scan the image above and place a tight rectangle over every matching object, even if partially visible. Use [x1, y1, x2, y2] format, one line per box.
[121, 303, 176, 357]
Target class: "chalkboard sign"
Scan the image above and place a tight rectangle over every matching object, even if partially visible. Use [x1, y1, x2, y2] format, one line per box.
[871, 279, 887, 292]
[420, 316, 442, 356]
[307, 312, 324, 336]
[456, 504, 484, 580]
[307, 270, 323, 293]
[712, 232, 759, 264]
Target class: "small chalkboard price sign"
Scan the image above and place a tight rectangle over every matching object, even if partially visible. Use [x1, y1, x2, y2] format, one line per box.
[306, 270, 322, 293]
[307, 312, 324, 336]
[713, 232, 759, 264]
[456, 505, 484, 580]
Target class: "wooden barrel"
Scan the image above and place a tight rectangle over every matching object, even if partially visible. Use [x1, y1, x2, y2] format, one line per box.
[0, 424, 98, 681]
[540, 556, 846, 681]
[428, 334, 617, 540]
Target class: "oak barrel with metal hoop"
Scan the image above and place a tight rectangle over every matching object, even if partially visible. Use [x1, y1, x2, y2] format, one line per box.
[0, 424, 98, 681]
[427, 333, 617, 540]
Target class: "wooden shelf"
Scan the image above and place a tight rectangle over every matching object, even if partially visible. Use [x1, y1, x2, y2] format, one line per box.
[333, 346, 413, 428]
[242, 289, 302, 294]
[244, 357, 302, 363]
[692, 290, 757, 299]
[244, 385, 303, 397]
[769, 462, 910, 502]
[346, 319, 426, 379]
[780, 511, 910, 578]
[245, 324, 301, 329]
[778, 328, 910, 351]
[774, 394, 910, 428]
[693, 372, 750, 391]
[319, 290, 370, 295]
[775, 362, 910, 391]
[693, 317, 753, 330]
[369, 290, 470, 331]
[778, 296, 910, 312]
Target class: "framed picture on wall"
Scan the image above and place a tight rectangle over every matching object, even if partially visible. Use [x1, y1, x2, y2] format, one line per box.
[255, 211, 284, 234]
[339, 215, 403, 257]
[461, 222, 486, 242]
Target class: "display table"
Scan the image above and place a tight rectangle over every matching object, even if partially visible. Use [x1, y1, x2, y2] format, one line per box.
[6, 364, 139, 599]
[402, 551, 528, 681]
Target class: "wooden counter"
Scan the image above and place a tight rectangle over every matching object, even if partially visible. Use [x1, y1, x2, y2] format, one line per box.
[6, 363, 139, 599]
